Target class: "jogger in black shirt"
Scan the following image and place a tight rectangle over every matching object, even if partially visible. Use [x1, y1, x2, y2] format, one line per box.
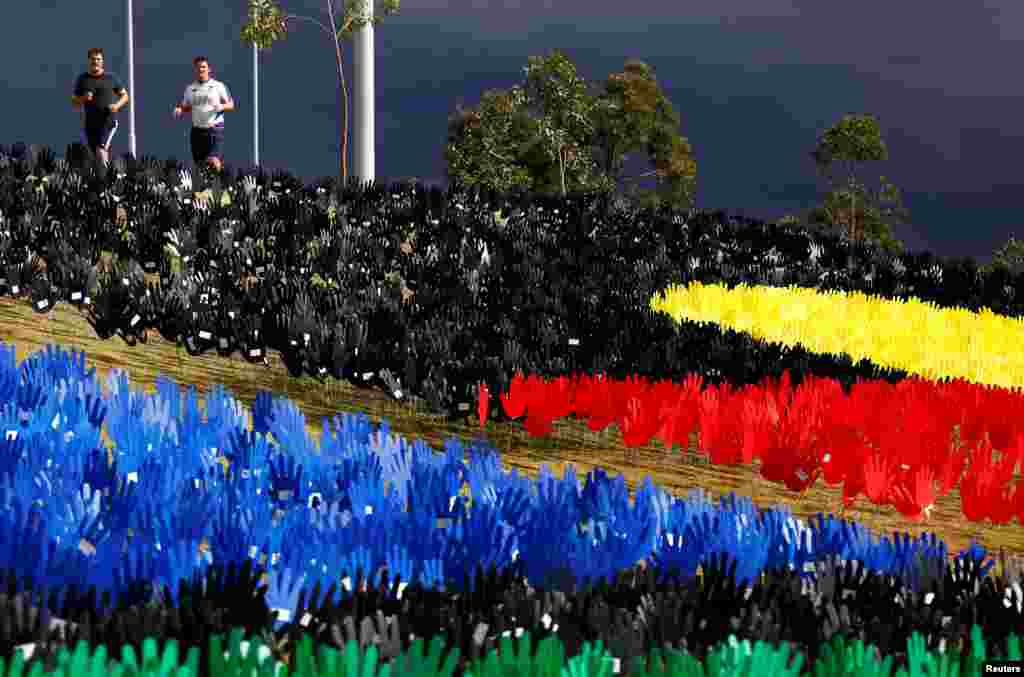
[71, 48, 129, 170]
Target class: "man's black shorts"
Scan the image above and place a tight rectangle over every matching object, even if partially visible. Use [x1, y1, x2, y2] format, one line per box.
[82, 119, 118, 151]
[191, 126, 224, 164]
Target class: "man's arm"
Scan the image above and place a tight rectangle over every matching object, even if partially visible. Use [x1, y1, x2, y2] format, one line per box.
[71, 76, 86, 109]
[177, 87, 193, 113]
[218, 85, 235, 112]
[111, 88, 130, 112]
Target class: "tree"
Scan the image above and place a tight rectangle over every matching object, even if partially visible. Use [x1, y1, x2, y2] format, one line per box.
[982, 234, 1024, 276]
[240, 0, 400, 182]
[444, 50, 697, 213]
[586, 59, 697, 212]
[797, 113, 909, 254]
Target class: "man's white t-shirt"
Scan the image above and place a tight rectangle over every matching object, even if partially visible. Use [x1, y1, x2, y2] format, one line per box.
[181, 79, 231, 129]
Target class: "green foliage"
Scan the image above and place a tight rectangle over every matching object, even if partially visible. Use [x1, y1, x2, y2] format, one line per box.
[777, 114, 908, 255]
[807, 113, 908, 253]
[445, 50, 697, 215]
[981, 234, 1024, 275]
[240, 0, 401, 182]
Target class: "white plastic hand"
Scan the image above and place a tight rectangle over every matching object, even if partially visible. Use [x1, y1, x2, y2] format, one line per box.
[179, 169, 192, 192]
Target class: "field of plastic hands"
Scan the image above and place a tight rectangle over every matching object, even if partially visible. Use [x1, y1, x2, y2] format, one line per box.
[483, 369, 1024, 525]
[0, 340, 993, 601]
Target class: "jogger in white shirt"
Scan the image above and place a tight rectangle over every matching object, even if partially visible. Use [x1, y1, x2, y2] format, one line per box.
[173, 56, 234, 174]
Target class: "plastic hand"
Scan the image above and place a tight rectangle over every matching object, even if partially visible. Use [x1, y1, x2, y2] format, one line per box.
[905, 631, 933, 675]
[69, 483, 103, 526]
[332, 611, 402, 659]
[242, 176, 259, 196]
[160, 538, 208, 602]
[266, 566, 307, 627]
[417, 558, 444, 590]
[384, 544, 412, 588]
[178, 169, 192, 191]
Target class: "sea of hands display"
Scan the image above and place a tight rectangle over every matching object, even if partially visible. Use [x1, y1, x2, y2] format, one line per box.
[2, 143, 1024, 672]
[2, 144, 1023, 523]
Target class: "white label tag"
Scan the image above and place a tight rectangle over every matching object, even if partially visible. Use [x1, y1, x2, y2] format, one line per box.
[11, 286, 19, 295]
[568, 337, 579, 346]
[71, 291, 82, 301]
[363, 372, 373, 380]
[249, 348, 261, 357]
[36, 299, 49, 310]
[126, 472, 138, 483]
[199, 330, 212, 340]
[130, 314, 140, 327]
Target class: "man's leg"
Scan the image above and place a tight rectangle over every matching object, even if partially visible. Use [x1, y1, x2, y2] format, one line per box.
[95, 121, 117, 169]
[205, 128, 224, 173]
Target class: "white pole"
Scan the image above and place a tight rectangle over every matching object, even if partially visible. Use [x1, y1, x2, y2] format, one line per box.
[252, 3, 259, 167]
[127, 0, 137, 159]
[352, 0, 374, 188]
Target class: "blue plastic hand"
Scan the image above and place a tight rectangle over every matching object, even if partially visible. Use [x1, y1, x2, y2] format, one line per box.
[105, 476, 142, 533]
[384, 543, 412, 590]
[343, 545, 377, 588]
[69, 483, 103, 530]
[417, 557, 444, 591]
[158, 538, 208, 606]
[347, 473, 386, 521]
[265, 566, 307, 628]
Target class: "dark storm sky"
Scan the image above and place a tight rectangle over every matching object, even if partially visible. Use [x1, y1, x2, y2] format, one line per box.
[5, 0, 1023, 264]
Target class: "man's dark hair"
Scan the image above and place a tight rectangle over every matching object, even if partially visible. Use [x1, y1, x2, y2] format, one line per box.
[193, 56, 209, 67]
[87, 48, 103, 59]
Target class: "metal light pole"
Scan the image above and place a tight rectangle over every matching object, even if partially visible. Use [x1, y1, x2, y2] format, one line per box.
[252, 3, 259, 167]
[126, 0, 137, 159]
[352, 0, 374, 189]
